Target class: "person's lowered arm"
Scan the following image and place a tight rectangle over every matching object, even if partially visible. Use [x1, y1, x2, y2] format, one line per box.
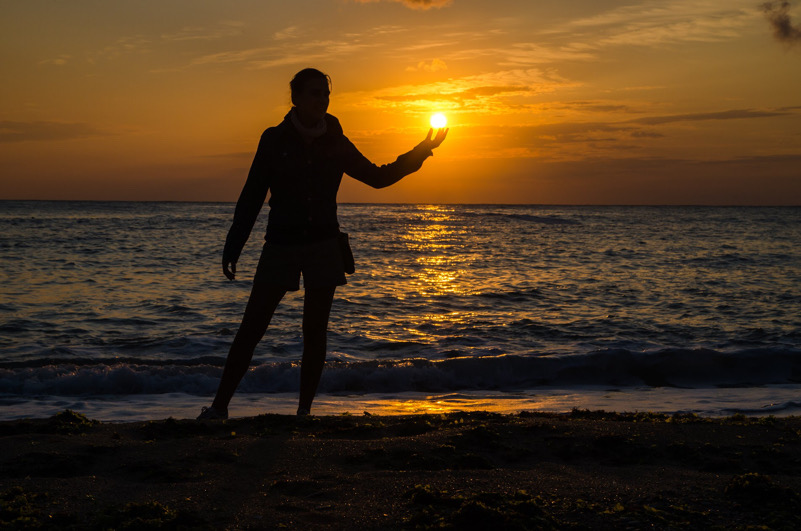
[222, 132, 272, 280]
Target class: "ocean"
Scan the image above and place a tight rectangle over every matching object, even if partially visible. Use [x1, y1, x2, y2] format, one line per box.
[1, 201, 800, 421]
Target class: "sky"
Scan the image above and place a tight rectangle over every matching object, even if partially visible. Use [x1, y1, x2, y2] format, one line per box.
[1, 0, 800, 204]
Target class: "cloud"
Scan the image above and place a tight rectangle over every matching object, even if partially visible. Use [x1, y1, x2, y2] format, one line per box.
[397, 0, 452, 8]
[371, 84, 537, 115]
[353, 0, 452, 9]
[419, 42, 596, 67]
[557, 1, 755, 47]
[87, 35, 153, 64]
[501, 43, 597, 65]
[85, 22, 244, 66]
[630, 109, 790, 125]
[38, 55, 71, 66]
[190, 38, 375, 69]
[375, 85, 528, 104]
[561, 102, 635, 113]
[461, 85, 528, 97]
[160, 22, 244, 42]
[631, 130, 665, 138]
[342, 69, 574, 116]
[457, 107, 796, 161]
[0, 121, 104, 142]
[273, 26, 301, 41]
[406, 59, 448, 72]
[189, 26, 402, 70]
[761, 1, 801, 46]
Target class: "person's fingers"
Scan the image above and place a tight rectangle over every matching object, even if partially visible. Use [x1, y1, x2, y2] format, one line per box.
[429, 128, 448, 147]
[222, 261, 237, 280]
[425, 128, 433, 142]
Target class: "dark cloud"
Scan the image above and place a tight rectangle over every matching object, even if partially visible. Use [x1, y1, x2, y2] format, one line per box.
[0, 121, 103, 142]
[761, 1, 801, 45]
[631, 130, 665, 138]
[472, 122, 638, 147]
[630, 109, 789, 125]
[566, 102, 633, 113]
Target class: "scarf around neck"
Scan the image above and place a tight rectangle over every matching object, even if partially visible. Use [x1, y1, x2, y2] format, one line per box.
[290, 108, 327, 141]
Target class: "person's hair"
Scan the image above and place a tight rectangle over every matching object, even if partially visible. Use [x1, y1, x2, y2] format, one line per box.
[290, 68, 332, 106]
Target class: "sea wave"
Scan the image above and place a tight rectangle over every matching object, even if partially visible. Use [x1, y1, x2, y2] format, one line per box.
[2, 348, 799, 397]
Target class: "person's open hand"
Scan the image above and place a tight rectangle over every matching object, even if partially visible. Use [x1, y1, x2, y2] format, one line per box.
[419, 127, 448, 151]
[222, 258, 237, 281]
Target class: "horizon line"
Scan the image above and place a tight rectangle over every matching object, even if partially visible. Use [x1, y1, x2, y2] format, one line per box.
[1, 198, 800, 208]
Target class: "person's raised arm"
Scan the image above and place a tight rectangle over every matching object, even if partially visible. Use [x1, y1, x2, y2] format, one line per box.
[344, 128, 448, 189]
[222, 132, 272, 280]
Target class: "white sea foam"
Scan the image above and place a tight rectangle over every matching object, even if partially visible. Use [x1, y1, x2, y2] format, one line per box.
[2, 348, 799, 403]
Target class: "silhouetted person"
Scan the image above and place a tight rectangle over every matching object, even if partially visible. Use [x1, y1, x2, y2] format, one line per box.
[198, 68, 448, 419]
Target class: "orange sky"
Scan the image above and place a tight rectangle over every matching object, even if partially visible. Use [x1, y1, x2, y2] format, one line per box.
[2, 0, 800, 204]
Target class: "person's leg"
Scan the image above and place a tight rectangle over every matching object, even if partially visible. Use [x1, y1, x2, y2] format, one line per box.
[211, 281, 287, 413]
[298, 285, 336, 413]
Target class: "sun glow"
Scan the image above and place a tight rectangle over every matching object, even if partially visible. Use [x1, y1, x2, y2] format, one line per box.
[430, 113, 447, 129]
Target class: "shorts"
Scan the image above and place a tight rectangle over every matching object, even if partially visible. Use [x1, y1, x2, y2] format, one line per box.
[253, 236, 347, 292]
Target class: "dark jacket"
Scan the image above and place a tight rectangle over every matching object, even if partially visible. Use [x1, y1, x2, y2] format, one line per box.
[223, 111, 433, 264]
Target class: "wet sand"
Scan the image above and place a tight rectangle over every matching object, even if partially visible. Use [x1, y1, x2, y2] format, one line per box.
[2, 410, 800, 529]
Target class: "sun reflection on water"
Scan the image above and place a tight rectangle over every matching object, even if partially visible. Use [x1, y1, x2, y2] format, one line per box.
[337, 394, 540, 415]
[400, 205, 475, 297]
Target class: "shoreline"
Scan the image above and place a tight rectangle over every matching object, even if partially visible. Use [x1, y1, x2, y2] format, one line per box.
[2, 409, 800, 529]
[5, 385, 801, 423]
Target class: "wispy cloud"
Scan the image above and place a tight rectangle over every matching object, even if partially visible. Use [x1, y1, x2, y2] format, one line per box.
[499, 43, 597, 65]
[38, 55, 71, 66]
[561, 101, 637, 113]
[376, 85, 528, 103]
[406, 58, 448, 72]
[630, 109, 791, 125]
[439, 121, 647, 161]
[558, 0, 755, 47]
[87, 35, 153, 64]
[192, 39, 377, 69]
[160, 22, 244, 42]
[352, 0, 452, 10]
[343, 69, 573, 115]
[273, 26, 301, 41]
[392, 36, 596, 67]
[0, 121, 104, 143]
[80, 22, 244, 65]
[761, 1, 801, 46]
[457, 106, 796, 160]
[189, 25, 401, 70]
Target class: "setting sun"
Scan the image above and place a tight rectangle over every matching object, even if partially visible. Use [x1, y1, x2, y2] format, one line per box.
[430, 113, 447, 129]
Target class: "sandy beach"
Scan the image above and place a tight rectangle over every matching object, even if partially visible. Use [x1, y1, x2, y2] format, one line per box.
[1, 410, 800, 529]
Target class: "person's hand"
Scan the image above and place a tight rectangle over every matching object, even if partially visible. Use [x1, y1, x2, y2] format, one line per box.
[222, 258, 237, 281]
[419, 127, 448, 151]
